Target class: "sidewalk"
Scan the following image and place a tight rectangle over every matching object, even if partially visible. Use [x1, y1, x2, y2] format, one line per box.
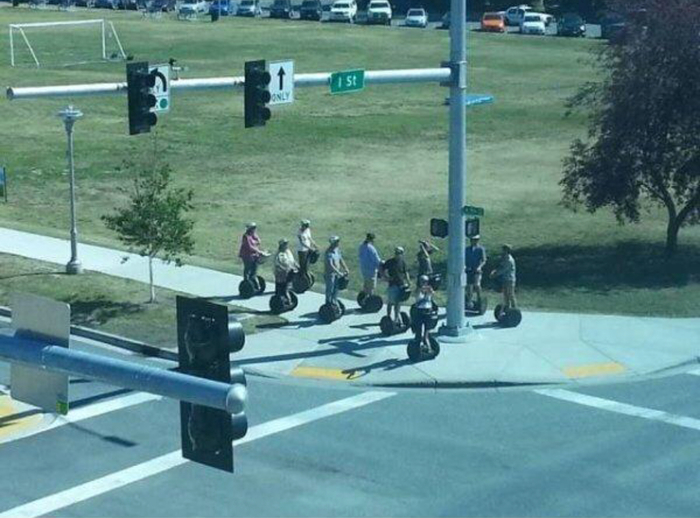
[2, 227, 699, 389]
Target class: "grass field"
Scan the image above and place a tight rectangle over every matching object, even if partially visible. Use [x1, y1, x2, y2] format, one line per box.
[0, 6, 698, 317]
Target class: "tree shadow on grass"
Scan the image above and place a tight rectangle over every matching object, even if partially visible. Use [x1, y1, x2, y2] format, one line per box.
[431, 241, 700, 293]
[64, 294, 142, 327]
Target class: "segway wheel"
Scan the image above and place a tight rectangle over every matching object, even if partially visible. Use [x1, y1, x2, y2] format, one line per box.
[428, 335, 440, 359]
[288, 291, 299, 311]
[319, 303, 334, 324]
[365, 295, 383, 313]
[292, 272, 313, 294]
[399, 311, 411, 331]
[255, 276, 266, 295]
[494, 304, 504, 323]
[379, 316, 394, 336]
[503, 308, 522, 328]
[407, 339, 422, 362]
[357, 292, 368, 307]
[269, 295, 284, 315]
[238, 279, 255, 299]
[337, 300, 346, 316]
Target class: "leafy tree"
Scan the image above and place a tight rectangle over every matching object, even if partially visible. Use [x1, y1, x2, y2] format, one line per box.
[103, 162, 195, 302]
[561, 0, 700, 255]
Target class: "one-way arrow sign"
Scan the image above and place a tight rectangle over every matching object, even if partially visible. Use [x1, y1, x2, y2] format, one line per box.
[268, 60, 294, 106]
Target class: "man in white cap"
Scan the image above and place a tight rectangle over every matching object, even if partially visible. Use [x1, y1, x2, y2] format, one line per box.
[324, 235, 349, 306]
[465, 234, 487, 308]
[296, 219, 318, 277]
[382, 246, 410, 323]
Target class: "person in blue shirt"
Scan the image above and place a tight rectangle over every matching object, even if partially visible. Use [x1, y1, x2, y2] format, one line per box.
[358, 233, 382, 298]
[465, 234, 487, 308]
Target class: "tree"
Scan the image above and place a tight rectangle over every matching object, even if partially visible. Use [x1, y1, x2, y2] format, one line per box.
[561, 0, 700, 255]
[103, 162, 195, 302]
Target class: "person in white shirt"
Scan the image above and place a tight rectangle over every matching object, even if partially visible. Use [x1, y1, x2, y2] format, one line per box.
[274, 239, 298, 304]
[296, 219, 318, 276]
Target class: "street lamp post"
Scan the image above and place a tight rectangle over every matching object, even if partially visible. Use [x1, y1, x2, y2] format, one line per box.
[58, 105, 83, 275]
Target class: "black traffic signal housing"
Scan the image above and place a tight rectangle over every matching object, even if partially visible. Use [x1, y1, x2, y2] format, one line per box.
[126, 61, 158, 136]
[176, 296, 247, 473]
[430, 218, 480, 238]
[244, 60, 272, 128]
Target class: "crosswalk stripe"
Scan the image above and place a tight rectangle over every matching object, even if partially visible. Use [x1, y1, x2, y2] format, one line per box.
[536, 388, 700, 432]
[0, 390, 395, 518]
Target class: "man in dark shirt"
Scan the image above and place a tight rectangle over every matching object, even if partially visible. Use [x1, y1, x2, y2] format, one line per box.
[383, 246, 410, 323]
[465, 234, 486, 308]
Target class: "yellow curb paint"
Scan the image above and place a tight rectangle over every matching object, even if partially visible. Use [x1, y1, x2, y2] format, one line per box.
[563, 362, 626, 379]
[0, 395, 43, 440]
[291, 366, 358, 381]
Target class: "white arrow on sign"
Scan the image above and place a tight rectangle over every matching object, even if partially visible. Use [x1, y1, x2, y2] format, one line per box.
[149, 64, 170, 114]
[267, 60, 294, 106]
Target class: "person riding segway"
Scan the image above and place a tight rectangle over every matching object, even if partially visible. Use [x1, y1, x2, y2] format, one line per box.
[270, 239, 300, 314]
[379, 246, 412, 336]
[490, 244, 522, 327]
[407, 275, 440, 361]
[318, 236, 349, 323]
[357, 233, 384, 313]
[465, 234, 488, 315]
[292, 219, 319, 294]
[417, 239, 441, 290]
[238, 222, 269, 299]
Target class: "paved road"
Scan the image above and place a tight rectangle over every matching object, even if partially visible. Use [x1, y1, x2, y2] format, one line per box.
[3, 332, 700, 517]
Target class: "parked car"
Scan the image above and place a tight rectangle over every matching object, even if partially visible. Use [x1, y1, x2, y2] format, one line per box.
[178, 0, 208, 15]
[299, 0, 322, 20]
[329, 0, 356, 22]
[269, 0, 293, 18]
[237, 0, 261, 16]
[504, 4, 532, 26]
[209, 0, 232, 15]
[520, 13, 546, 34]
[557, 12, 585, 36]
[405, 7, 427, 28]
[480, 12, 505, 32]
[366, 0, 392, 25]
[148, 0, 176, 10]
[600, 12, 625, 41]
[95, 0, 119, 9]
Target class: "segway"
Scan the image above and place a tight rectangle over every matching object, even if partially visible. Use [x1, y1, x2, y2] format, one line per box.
[238, 275, 266, 299]
[407, 301, 440, 362]
[318, 300, 346, 324]
[357, 292, 383, 313]
[465, 293, 488, 316]
[494, 304, 522, 328]
[269, 291, 299, 315]
[428, 273, 442, 291]
[379, 311, 411, 336]
[292, 271, 315, 294]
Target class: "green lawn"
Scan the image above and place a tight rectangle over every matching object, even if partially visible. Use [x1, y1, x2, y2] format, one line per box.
[0, 253, 284, 348]
[0, 6, 698, 317]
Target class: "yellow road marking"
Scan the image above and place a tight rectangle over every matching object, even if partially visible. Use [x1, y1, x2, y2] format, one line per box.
[291, 366, 359, 381]
[563, 362, 626, 379]
[0, 395, 43, 440]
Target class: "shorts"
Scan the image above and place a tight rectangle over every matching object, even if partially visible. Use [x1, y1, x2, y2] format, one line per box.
[363, 276, 377, 292]
[466, 270, 482, 287]
[387, 285, 402, 304]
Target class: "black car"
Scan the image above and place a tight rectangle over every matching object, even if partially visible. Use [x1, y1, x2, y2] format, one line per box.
[558, 12, 585, 37]
[600, 12, 625, 41]
[269, 0, 293, 18]
[299, 0, 322, 20]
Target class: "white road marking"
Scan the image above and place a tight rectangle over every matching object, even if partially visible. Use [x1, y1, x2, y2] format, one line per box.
[0, 392, 162, 445]
[687, 369, 700, 377]
[0, 390, 395, 518]
[536, 388, 700, 432]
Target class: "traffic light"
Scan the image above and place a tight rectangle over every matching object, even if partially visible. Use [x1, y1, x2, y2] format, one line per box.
[244, 59, 271, 128]
[430, 218, 481, 238]
[126, 61, 158, 136]
[465, 218, 480, 238]
[177, 296, 247, 473]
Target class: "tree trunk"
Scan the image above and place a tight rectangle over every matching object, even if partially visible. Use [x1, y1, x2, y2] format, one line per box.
[148, 255, 156, 303]
[665, 217, 681, 257]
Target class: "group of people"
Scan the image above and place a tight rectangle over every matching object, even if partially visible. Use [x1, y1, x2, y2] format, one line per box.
[237, 221, 518, 321]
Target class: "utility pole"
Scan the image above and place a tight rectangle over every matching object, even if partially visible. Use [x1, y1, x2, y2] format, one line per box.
[58, 105, 83, 275]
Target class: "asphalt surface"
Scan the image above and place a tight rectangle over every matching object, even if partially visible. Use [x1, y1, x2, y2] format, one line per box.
[3, 332, 700, 517]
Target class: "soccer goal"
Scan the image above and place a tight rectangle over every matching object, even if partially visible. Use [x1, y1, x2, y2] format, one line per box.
[9, 19, 127, 68]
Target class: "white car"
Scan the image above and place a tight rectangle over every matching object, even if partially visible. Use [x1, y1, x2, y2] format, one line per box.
[520, 13, 546, 34]
[329, 0, 357, 22]
[366, 0, 392, 25]
[178, 0, 208, 15]
[504, 4, 532, 26]
[405, 7, 427, 28]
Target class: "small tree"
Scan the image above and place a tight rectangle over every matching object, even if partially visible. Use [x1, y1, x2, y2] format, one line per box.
[561, 0, 700, 256]
[103, 163, 195, 302]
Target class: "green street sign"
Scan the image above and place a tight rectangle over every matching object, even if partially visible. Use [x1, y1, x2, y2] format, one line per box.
[462, 205, 485, 217]
[330, 69, 365, 94]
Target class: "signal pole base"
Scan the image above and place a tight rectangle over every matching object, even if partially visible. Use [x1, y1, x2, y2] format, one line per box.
[437, 323, 474, 343]
[66, 259, 83, 275]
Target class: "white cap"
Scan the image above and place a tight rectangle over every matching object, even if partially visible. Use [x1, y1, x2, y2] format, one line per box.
[395, 246, 405, 254]
[300, 219, 311, 226]
[246, 222, 257, 230]
[329, 235, 340, 244]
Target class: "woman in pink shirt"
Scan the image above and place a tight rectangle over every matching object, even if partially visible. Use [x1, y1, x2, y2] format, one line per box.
[238, 222, 265, 284]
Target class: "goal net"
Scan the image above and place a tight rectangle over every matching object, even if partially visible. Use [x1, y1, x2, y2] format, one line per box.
[9, 19, 127, 68]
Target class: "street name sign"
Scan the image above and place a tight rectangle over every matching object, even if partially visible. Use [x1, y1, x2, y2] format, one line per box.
[462, 205, 485, 217]
[330, 69, 365, 94]
[149, 64, 170, 113]
[268, 60, 294, 106]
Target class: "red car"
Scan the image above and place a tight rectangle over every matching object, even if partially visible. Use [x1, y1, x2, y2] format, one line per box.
[481, 12, 506, 32]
